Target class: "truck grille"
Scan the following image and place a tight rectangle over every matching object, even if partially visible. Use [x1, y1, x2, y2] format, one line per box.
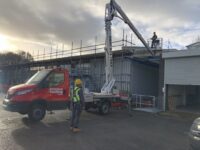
[6, 93, 14, 99]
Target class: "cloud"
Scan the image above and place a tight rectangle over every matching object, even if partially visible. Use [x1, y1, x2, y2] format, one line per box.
[114, 0, 200, 48]
[0, 0, 104, 47]
[0, 0, 200, 51]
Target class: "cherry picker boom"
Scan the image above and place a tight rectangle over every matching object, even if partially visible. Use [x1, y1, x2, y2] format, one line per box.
[101, 0, 153, 94]
[85, 0, 153, 114]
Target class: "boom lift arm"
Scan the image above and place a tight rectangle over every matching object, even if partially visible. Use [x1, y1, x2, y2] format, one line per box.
[101, 0, 153, 94]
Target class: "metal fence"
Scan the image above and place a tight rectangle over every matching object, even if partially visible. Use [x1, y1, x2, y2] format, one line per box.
[131, 94, 156, 108]
[147, 38, 163, 50]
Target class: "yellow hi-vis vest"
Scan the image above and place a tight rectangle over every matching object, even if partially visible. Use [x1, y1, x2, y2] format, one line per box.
[73, 86, 80, 102]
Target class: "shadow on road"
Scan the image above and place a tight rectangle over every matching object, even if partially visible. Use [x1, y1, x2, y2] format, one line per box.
[10, 111, 192, 150]
[12, 117, 84, 150]
[11, 111, 135, 150]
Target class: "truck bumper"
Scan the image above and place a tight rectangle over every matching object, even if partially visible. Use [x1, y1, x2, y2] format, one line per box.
[2, 99, 29, 112]
[189, 133, 200, 150]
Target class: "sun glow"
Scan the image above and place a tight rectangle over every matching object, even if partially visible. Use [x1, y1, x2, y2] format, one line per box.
[0, 34, 16, 51]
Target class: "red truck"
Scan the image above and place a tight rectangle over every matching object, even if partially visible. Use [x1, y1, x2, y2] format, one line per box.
[3, 67, 129, 122]
[3, 68, 70, 121]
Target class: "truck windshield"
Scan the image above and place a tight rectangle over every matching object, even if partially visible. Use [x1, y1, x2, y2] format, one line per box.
[26, 70, 51, 84]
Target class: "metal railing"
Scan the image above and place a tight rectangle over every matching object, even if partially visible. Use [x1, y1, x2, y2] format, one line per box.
[147, 38, 163, 50]
[70, 67, 91, 76]
[32, 39, 134, 62]
[131, 94, 156, 108]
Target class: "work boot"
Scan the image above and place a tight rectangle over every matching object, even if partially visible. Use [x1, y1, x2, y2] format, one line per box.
[73, 128, 81, 133]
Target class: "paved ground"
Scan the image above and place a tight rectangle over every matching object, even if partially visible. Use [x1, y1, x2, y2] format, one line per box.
[0, 95, 194, 150]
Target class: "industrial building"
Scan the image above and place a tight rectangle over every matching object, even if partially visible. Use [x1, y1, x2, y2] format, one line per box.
[163, 42, 200, 112]
[0, 43, 171, 111]
[1, 38, 200, 113]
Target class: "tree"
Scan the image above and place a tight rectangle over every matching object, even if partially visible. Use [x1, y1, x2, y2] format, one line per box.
[0, 51, 34, 65]
[0, 51, 34, 88]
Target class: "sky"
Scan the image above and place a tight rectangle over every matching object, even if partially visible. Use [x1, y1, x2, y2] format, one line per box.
[0, 0, 200, 55]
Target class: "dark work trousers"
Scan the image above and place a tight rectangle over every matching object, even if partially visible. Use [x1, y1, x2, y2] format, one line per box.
[151, 40, 156, 48]
[70, 102, 82, 128]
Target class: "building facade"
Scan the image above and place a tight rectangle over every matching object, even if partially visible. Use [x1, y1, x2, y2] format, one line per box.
[163, 48, 200, 112]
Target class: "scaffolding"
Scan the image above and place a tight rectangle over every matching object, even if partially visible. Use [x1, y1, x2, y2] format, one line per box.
[31, 38, 134, 62]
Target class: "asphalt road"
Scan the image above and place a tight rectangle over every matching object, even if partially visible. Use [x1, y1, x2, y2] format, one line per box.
[0, 96, 194, 150]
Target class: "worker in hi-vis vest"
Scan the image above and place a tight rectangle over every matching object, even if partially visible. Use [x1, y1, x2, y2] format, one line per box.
[70, 79, 84, 132]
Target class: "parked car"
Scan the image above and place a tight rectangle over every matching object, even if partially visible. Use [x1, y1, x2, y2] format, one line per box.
[189, 117, 200, 150]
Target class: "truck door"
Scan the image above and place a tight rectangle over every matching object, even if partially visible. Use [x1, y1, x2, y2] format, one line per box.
[40, 70, 69, 109]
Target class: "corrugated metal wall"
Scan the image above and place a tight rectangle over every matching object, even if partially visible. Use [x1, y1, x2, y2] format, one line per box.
[131, 60, 159, 96]
[68, 57, 159, 96]
[165, 57, 200, 85]
[2, 55, 159, 97]
[90, 57, 131, 92]
[113, 57, 131, 93]
[90, 59, 105, 91]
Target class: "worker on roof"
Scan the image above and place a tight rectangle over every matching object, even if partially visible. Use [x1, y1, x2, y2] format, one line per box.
[151, 32, 158, 48]
[70, 78, 84, 133]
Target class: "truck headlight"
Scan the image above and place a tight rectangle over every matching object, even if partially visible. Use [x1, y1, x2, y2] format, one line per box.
[190, 123, 200, 137]
[16, 89, 33, 96]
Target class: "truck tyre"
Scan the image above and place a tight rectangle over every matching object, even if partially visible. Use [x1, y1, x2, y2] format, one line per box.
[99, 102, 110, 115]
[19, 111, 27, 115]
[85, 104, 90, 111]
[28, 104, 46, 122]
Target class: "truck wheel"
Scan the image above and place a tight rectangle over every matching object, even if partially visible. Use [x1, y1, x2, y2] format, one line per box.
[99, 102, 110, 115]
[19, 111, 27, 115]
[85, 104, 90, 111]
[28, 104, 46, 122]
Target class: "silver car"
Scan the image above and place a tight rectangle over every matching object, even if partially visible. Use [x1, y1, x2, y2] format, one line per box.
[189, 118, 200, 150]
